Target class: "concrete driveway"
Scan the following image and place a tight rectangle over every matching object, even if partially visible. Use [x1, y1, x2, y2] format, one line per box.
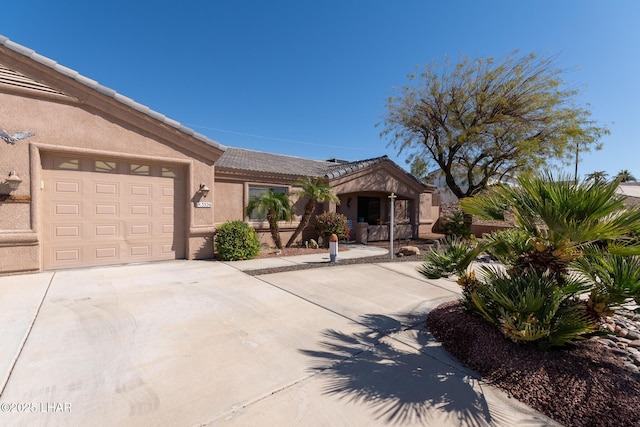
[0, 260, 558, 426]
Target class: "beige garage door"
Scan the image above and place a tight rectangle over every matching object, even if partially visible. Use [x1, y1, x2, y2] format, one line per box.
[42, 154, 186, 270]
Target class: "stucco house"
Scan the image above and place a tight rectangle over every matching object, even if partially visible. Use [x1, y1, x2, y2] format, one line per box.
[0, 36, 436, 275]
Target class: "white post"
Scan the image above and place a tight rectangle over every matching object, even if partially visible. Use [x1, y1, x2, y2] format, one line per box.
[389, 192, 397, 260]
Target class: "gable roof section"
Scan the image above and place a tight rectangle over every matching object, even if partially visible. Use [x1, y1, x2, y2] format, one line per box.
[0, 35, 226, 153]
[217, 148, 430, 190]
[216, 147, 333, 176]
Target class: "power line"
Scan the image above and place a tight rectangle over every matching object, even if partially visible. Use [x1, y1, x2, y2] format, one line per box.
[184, 123, 370, 151]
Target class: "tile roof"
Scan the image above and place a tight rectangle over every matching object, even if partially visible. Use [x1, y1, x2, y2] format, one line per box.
[1, 35, 427, 188]
[0, 35, 226, 152]
[216, 148, 334, 176]
[217, 148, 426, 186]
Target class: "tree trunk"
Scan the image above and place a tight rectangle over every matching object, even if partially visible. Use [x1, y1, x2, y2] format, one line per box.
[459, 197, 474, 238]
[267, 212, 282, 249]
[285, 200, 315, 247]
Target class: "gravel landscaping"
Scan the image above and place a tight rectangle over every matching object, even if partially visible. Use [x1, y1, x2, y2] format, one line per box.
[427, 301, 640, 427]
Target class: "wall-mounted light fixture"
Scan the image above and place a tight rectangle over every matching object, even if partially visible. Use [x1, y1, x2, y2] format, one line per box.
[6, 171, 22, 193]
[199, 183, 210, 197]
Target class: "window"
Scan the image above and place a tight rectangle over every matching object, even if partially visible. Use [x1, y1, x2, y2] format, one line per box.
[94, 160, 117, 173]
[247, 186, 287, 221]
[130, 164, 150, 175]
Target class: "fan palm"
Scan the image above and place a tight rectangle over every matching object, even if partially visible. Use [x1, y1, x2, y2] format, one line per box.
[461, 172, 640, 278]
[285, 176, 340, 248]
[246, 191, 293, 250]
[615, 169, 637, 183]
[452, 172, 640, 348]
[584, 170, 608, 184]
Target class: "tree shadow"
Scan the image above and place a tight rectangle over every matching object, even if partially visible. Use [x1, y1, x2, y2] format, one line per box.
[300, 314, 538, 426]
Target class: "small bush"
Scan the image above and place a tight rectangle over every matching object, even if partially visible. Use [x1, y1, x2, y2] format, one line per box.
[313, 212, 350, 240]
[418, 236, 477, 279]
[432, 210, 472, 238]
[215, 221, 261, 261]
[468, 267, 595, 350]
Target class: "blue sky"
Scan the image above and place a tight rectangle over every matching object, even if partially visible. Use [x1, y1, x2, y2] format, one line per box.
[3, 1, 639, 180]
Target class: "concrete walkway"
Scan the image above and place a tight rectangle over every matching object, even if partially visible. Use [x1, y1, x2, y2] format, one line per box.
[0, 257, 558, 426]
[222, 243, 389, 271]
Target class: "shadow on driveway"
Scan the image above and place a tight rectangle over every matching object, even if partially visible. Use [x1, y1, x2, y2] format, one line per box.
[300, 314, 517, 426]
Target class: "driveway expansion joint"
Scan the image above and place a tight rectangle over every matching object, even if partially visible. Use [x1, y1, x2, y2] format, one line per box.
[0, 272, 56, 397]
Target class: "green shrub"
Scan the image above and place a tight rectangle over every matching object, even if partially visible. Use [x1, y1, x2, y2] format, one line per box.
[469, 267, 595, 350]
[441, 210, 472, 238]
[215, 221, 261, 261]
[574, 252, 640, 314]
[418, 236, 477, 279]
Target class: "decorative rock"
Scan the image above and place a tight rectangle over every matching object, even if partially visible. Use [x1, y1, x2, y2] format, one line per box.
[308, 239, 319, 249]
[626, 331, 640, 340]
[599, 339, 617, 347]
[628, 340, 640, 349]
[397, 246, 420, 256]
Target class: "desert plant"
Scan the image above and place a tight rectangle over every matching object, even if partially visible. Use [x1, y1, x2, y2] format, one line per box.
[215, 221, 261, 261]
[462, 172, 640, 280]
[418, 236, 477, 279]
[481, 228, 533, 267]
[453, 173, 640, 349]
[441, 210, 472, 238]
[313, 212, 349, 243]
[246, 190, 293, 250]
[574, 251, 640, 314]
[286, 176, 340, 248]
[470, 267, 594, 350]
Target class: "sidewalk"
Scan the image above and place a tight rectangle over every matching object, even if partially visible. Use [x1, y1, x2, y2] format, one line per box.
[223, 243, 389, 271]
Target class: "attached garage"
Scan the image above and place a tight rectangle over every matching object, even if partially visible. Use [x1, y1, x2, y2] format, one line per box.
[41, 154, 186, 270]
[0, 36, 226, 275]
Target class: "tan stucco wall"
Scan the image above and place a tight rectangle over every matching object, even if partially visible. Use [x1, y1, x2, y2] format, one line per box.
[331, 163, 436, 239]
[214, 172, 307, 249]
[0, 86, 221, 274]
[214, 180, 245, 224]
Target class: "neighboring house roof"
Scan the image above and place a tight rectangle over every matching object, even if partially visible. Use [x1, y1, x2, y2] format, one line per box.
[617, 183, 640, 207]
[617, 183, 640, 199]
[0, 35, 226, 153]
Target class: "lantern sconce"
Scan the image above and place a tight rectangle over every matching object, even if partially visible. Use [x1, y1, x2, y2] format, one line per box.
[198, 183, 210, 198]
[6, 171, 22, 193]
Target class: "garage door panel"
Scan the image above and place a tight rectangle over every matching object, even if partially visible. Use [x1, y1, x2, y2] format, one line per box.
[53, 180, 81, 194]
[55, 203, 81, 215]
[54, 225, 81, 238]
[128, 223, 151, 236]
[43, 154, 185, 270]
[129, 245, 151, 256]
[94, 247, 118, 260]
[95, 203, 119, 216]
[129, 184, 151, 196]
[53, 248, 81, 263]
[162, 186, 174, 197]
[94, 223, 119, 238]
[130, 204, 151, 215]
[93, 182, 119, 196]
